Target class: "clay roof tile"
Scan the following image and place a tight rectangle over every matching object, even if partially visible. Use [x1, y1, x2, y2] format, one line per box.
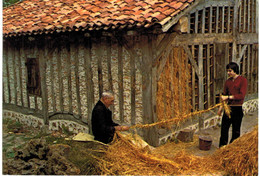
[3, 0, 196, 36]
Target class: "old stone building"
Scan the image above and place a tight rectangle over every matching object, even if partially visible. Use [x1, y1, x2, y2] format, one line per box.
[3, 0, 258, 146]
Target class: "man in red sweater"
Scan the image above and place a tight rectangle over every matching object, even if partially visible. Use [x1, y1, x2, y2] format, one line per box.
[217, 62, 247, 148]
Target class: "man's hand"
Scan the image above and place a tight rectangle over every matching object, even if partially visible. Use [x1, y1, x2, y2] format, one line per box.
[115, 126, 130, 131]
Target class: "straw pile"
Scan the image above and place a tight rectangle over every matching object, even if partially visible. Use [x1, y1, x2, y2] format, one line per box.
[95, 127, 258, 175]
[212, 126, 258, 175]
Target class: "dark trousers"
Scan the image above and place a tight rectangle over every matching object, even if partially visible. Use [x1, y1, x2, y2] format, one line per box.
[219, 106, 244, 148]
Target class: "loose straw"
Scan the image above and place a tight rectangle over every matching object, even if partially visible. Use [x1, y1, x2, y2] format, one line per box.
[130, 102, 231, 129]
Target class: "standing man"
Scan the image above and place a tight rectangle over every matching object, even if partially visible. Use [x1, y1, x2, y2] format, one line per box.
[218, 62, 247, 148]
[91, 91, 130, 144]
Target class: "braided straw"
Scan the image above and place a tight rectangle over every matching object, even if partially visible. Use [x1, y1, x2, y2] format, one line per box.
[130, 102, 229, 129]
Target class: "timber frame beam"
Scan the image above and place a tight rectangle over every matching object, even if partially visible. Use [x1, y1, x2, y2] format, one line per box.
[173, 33, 258, 45]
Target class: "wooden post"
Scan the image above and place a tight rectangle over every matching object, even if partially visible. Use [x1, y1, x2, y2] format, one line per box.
[74, 38, 82, 118]
[198, 45, 204, 130]
[57, 38, 64, 112]
[117, 37, 124, 123]
[142, 34, 158, 147]
[39, 37, 48, 125]
[84, 36, 94, 134]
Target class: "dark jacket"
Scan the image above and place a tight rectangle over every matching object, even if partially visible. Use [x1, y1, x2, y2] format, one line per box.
[91, 100, 119, 144]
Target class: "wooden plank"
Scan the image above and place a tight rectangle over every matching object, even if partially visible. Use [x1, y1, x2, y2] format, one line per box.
[233, 0, 240, 33]
[243, 0, 246, 32]
[250, 45, 254, 93]
[33, 44, 38, 110]
[207, 45, 211, 107]
[222, 7, 225, 33]
[251, 0, 255, 32]
[3, 41, 8, 103]
[21, 37, 30, 108]
[38, 38, 48, 125]
[247, 44, 251, 90]
[228, 6, 231, 32]
[117, 39, 124, 123]
[174, 33, 233, 45]
[238, 0, 242, 32]
[209, 6, 213, 33]
[57, 40, 64, 112]
[213, 44, 216, 105]
[248, 0, 251, 33]
[216, 6, 219, 33]
[97, 36, 103, 98]
[74, 40, 82, 118]
[106, 36, 114, 114]
[198, 45, 204, 130]
[130, 36, 136, 125]
[12, 41, 18, 105]
[16, 41, 24, 107]
[191, 45, 196, 110]
[195, 10, 198, 33]
[106, 37, 113, 92]
[142, 34, 158, 146]
[84, 37, 94, 133]
[48, 40, 56, 112]
[66, 41, 73, 113]
[202, 8, 205, 33]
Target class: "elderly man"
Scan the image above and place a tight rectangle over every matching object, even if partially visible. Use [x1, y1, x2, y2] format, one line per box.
[91, 91, 129, 144]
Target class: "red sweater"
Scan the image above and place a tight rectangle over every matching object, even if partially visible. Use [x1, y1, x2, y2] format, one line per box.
[223, 76, 247, 106]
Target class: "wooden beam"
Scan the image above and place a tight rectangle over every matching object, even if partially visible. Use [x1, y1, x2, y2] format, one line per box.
[237, 45, 248, 64]
[97, 36, 103, 98]
[3, 41, 10, 103]
[142, 34, 158, 146]
[198, 45, 204, 130]
[48, 39, 56, 112]
[173, 33, 258, 45]
[12, 42, 18, 105]
[84, 37, 94, 133]
[117, 38, 124, 123]
[38, 38, 48, 125]
[22, 36, 30, 108]
[130, 36, 136, 125]
[209, 6, 213, 33]
[74, 39, 82, 119]
[183, 45, 200, 76]
[57, 40, 64, 112]
[154, 32, 177, 65]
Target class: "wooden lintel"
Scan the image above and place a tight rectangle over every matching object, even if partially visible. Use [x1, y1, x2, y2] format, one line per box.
[237, 33, 259, 44]
[174, 33, 233, 45]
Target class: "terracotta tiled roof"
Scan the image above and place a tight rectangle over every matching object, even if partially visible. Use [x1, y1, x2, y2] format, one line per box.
[3, 0, 195, 37]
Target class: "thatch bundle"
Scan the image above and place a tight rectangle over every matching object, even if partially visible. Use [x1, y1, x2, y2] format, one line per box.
[212, 126, 258, 175]
[95, 127, 258, 175]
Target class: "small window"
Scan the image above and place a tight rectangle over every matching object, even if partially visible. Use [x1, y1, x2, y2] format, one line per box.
[25, 58, 41, 96]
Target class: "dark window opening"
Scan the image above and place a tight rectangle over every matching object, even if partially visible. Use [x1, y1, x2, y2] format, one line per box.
[25, 58, 41, 96]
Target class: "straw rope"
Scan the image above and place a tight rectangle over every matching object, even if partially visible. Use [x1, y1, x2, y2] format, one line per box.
[130, 101, 231, 129]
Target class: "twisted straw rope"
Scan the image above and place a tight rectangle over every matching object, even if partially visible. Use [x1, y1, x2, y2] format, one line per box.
[130, 102, 231, 129]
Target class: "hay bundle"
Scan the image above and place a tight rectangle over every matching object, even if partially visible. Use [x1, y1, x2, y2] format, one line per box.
[95, 127, 257, 175]
[212, 126, 258, 175]
[96, 132, 222, 175]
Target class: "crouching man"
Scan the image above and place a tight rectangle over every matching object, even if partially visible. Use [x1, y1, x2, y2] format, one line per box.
[91, 91, 130, 144]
